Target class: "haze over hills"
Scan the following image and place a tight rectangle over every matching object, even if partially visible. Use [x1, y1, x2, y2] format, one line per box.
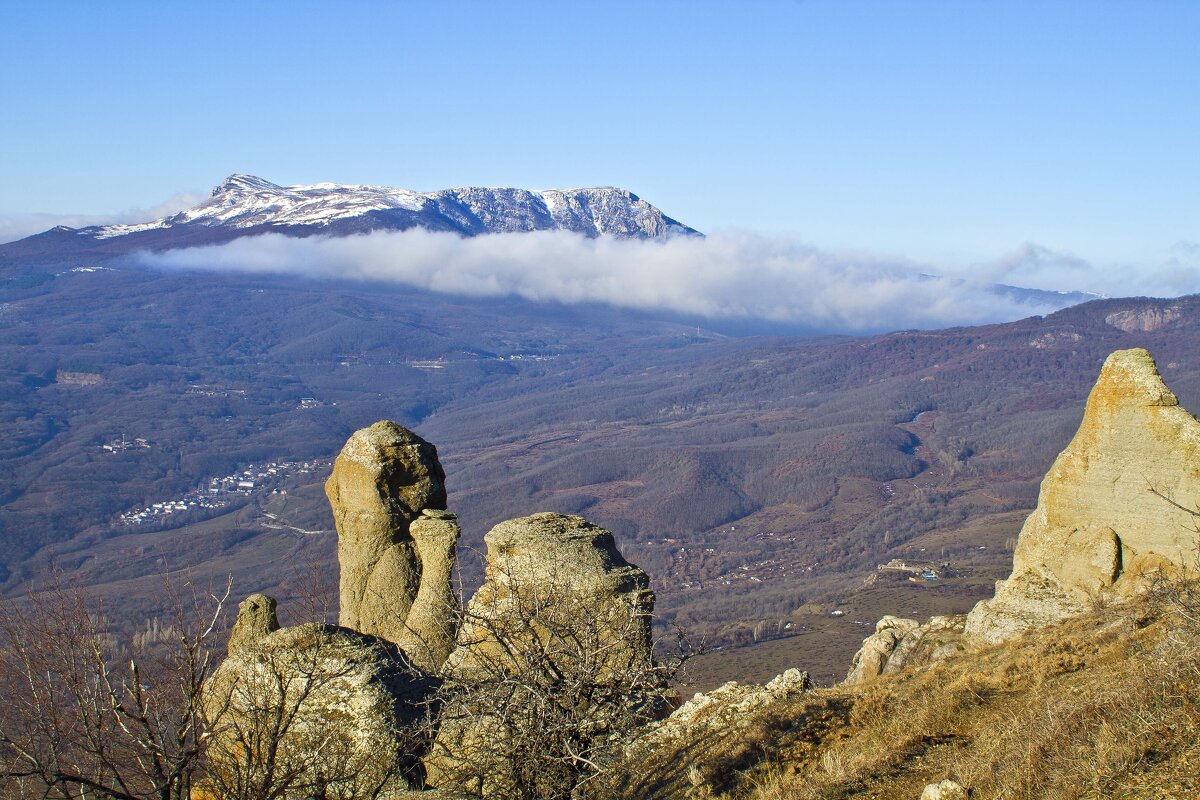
[0, 173, 1181, 686]
[4, 6, 1195, 796]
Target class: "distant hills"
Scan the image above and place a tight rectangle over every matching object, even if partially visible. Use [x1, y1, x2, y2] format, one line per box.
[0, 175, 699, 264]
[1, 239, 1198, 681]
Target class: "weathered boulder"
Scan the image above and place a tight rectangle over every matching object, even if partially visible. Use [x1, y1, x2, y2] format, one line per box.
[661, 668, 811, 734]
[595, 668, 811, 798]
[425, 513, 658, 795]
[845, 615, 965, 685]
[325, 421, 448, 648]
[441, 512, 654, 678]
[845, 616, 919, 684]
[920, 779, 968, 800]
[205, 595, 434, 799]
[965, 348, 1200, 645]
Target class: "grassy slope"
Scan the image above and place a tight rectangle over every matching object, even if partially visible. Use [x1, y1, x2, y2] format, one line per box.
[607, 583, 1200, 799]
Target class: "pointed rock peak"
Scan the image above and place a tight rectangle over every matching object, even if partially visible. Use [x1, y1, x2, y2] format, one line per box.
[963, 347, 1200, 646]
[1088, 348, 1178, 409]
[211, 174, 282, 197]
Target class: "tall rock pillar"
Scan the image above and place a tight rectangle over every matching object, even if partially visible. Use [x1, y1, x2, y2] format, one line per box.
[325, 420, 448, 645]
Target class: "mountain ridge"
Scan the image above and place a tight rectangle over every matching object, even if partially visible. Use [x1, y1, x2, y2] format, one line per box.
[0, 175, 699, 263]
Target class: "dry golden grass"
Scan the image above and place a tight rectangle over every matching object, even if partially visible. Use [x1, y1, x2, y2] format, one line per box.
[600, 580, 1200, 800]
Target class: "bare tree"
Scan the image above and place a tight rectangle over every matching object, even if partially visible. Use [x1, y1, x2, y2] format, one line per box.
[0, 576, 230, 800]
[422, 560, 694, 800]
[199, 620, 430, 800]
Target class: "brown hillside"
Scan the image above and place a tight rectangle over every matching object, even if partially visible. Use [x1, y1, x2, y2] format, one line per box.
[600, 581, 1200, 799]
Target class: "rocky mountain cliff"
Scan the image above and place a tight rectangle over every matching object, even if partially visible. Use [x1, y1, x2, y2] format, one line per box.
[0, 175, 698, 263]
[602, 348, 1200, 798]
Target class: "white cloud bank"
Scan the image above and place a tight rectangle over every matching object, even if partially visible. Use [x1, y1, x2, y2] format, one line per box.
[139, 228, 1107, 333]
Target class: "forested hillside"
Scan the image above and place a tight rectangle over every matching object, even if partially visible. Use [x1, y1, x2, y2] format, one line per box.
[3, 258, 1199, 679]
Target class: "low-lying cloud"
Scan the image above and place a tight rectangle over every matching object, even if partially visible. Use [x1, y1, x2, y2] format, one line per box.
[139, 228, 1195, 333]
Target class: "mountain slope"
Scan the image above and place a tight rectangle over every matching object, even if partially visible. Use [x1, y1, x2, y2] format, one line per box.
[2, 248, 1199, 679]
[605, 585, 1200, 799]
[0, 175, 699, 264]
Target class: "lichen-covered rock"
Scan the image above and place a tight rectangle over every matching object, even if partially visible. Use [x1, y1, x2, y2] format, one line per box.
[965, 348, 1200, 645]
[600, 668, 811, 797]
[845, 615, 965, 684]
[663, 668, 811, 732]
[325, 420, 447, 645]
[394, 509, 462, 672]
[845, 616, 919, 684]
[425, 513, 657, 794]
[206, 596, 433, 799]
[439, 512, 654, 680]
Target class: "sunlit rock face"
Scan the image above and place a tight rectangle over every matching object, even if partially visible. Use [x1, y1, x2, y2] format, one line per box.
[965, 348, 1200, 645]
[324, 421, 449, 649]
[844, 614, 965, 685]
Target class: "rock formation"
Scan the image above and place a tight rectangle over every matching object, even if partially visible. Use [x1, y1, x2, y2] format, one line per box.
[848, 348, 1200, 677]
[394, 509, 462, 672]
[440, 512, 655, 678]
[656, 668, 811, 738]
[965, 348, 1200, 645]
[597, 668, 812, 797]
[425, 513, 658, 794]
[216, 428, 680, 797]
[325, 420, 451, 655]
[227, 593, 279, 654]
[1105, 305, 1181, 333]
[204, 596, 433, 799]
[844, 614, 964, 685]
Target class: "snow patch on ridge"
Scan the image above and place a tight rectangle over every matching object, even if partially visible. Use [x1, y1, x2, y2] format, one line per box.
[92, 174, 696, 240]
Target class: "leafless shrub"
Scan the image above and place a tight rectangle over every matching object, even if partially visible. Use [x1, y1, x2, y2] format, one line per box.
[423, 558, 692, 800]
[0, 574, 230, 800]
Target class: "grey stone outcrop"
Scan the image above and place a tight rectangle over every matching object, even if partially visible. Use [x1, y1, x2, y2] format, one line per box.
[845, 615, 965, 685]
[227, 593, 279, 654]
[920, 779, 968, 800]
[394, 509, 462, 672]
[425, 513, 657, 793]
[850, 349, 1200, 683]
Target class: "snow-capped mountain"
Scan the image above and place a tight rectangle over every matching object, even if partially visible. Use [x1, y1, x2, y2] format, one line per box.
[0, 175, 699, 264]
[95, 174, 699, 240]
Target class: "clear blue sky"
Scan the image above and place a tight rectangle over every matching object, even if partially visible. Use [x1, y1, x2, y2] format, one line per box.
[1, 1, 1196, 267]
